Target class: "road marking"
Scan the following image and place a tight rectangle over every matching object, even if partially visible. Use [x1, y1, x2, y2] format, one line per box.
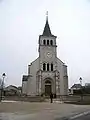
[70, 111, 90, 119]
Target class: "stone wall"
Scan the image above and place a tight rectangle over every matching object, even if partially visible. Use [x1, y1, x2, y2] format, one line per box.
[2, 95, 90, 102]
[58, 95, 90, 101]
[2, 96, 45, 102]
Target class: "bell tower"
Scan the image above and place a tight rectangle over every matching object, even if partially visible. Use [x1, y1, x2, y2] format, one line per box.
[38, 12, 57, 72]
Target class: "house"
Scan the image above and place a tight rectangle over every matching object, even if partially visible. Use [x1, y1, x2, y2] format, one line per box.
[70, 84, 82, 94]
[4, 85, 20, 96]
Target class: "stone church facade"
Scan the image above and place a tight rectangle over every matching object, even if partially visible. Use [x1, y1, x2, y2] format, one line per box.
[22, 16, 68, 96]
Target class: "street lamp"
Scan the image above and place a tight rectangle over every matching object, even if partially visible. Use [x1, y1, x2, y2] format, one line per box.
[0, 73, 6, 101]
[79, 77, 82, 86]
[79, 77, 83, 101]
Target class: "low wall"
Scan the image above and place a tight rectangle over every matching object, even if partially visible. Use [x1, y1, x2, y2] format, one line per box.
[2, 96, 45, 102]
[57, 95, 90, 101]
[2, 95, 90, 102]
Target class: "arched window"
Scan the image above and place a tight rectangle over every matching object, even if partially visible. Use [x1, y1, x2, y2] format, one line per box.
[43, 63, 46, 71]
[43, 39, 46, 45]
[50, 40, 53, 45]
[47, 40, 49, 45]
[51, 63, 53, 71]
[47, 63, 49, 71]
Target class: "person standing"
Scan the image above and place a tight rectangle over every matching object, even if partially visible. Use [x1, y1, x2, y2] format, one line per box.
[50, 92, 53, 103]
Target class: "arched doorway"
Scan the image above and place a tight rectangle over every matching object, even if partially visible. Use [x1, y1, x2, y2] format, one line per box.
[45, 80, 52, 96]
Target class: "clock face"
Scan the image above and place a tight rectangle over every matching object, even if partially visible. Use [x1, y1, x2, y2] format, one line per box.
[46, 51, 52, 58]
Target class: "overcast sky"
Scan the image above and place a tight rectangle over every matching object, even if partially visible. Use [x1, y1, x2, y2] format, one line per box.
[0, 0, 90, 87]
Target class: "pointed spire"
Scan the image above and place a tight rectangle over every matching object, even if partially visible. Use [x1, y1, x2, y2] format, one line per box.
[42, 11, 55, 37]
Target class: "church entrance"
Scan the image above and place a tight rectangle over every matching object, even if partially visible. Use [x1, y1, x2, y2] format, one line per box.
[45, 80, 52, 96]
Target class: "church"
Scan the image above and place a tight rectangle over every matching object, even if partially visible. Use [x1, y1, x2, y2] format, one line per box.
[22, 15, 68, 96]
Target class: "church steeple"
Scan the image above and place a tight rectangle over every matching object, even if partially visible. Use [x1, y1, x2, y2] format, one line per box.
[42, 12, 56, 37]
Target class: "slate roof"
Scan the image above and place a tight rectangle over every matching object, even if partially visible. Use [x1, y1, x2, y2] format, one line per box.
[4, 85, 18, 91]
[42, 19, 56, 37]
[71, 84, 82, 89]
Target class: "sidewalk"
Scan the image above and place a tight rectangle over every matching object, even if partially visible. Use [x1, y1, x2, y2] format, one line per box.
[0, 101, 90, 120]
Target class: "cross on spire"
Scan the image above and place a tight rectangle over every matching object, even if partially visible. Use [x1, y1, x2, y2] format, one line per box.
[46, 11, 48, 21]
